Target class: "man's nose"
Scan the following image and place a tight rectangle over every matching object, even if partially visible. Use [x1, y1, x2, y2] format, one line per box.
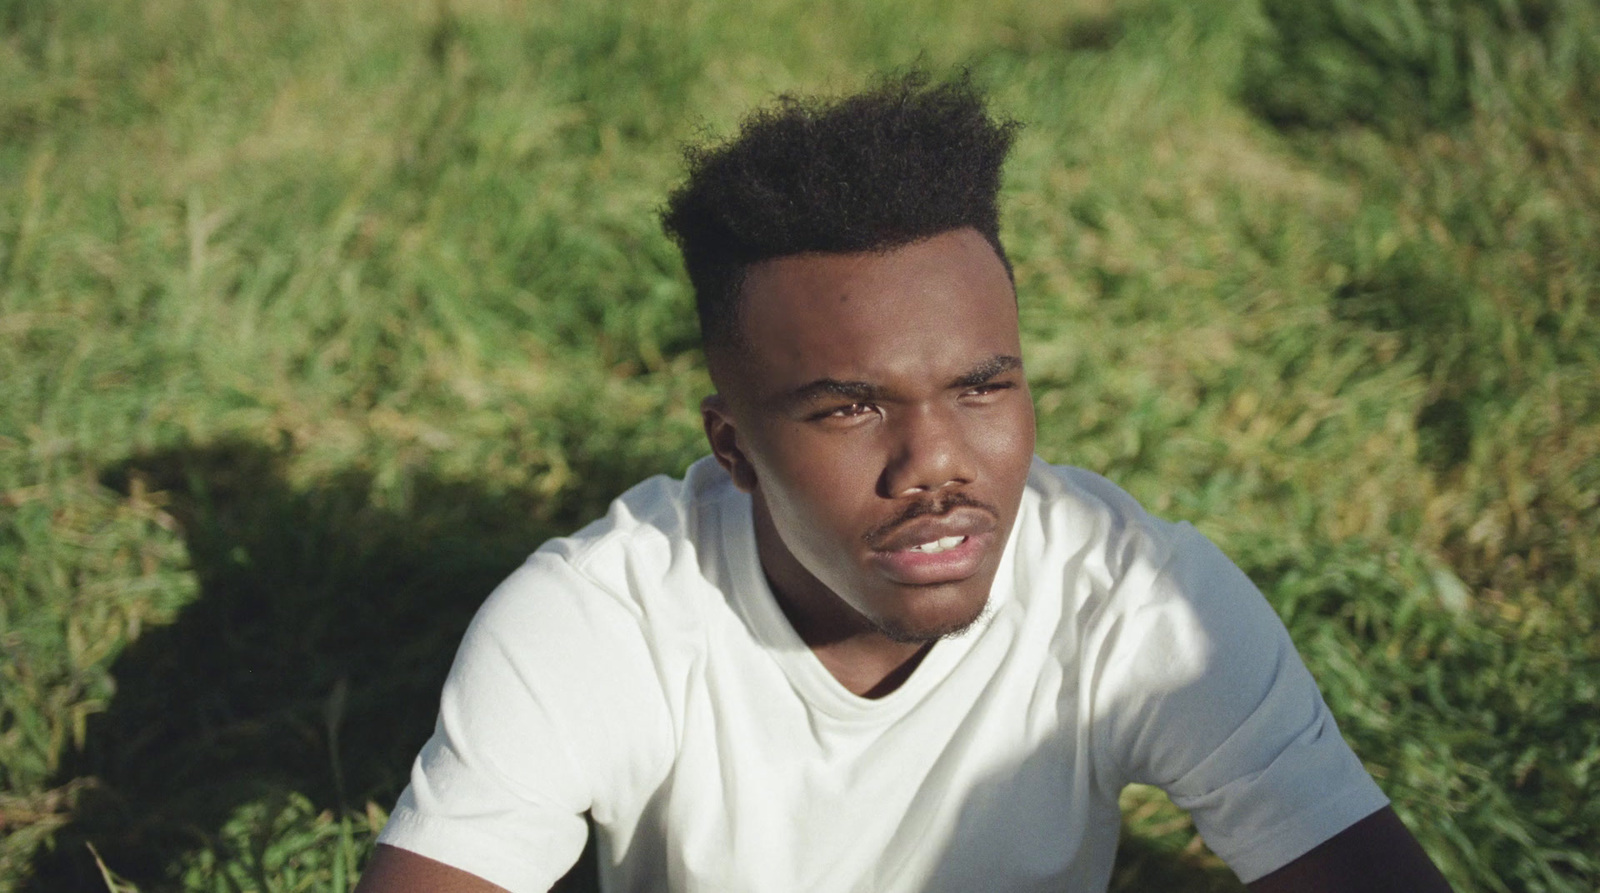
[878, 404, 974, 498]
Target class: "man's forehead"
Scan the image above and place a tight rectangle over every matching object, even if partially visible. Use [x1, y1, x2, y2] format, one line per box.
[739, 230, 1011, 315]
[715, 230, 1021, 398]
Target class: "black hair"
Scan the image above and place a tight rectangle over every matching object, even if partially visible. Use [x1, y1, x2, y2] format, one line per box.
[660, 71, 1020, 352]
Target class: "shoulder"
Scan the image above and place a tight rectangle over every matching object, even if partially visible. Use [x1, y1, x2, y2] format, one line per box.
[1024, 464, 1393, 882]
[483, 457, 739, 626]
[432, 467, 736, 794]
[1022, 459, 1296, 734]
[1024, 458, 1279, 659]
[1017, 458, 1201, 607]
[543, 456, 731, 574]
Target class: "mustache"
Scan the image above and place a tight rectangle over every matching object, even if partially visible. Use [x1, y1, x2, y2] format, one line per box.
[862, 491, 999, 547]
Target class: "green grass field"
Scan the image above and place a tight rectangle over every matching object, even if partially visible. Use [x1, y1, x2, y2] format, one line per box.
[2, 0, 1596, 890]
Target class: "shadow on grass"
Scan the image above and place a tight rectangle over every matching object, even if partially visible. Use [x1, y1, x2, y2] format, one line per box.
[25, 439, 615, 892]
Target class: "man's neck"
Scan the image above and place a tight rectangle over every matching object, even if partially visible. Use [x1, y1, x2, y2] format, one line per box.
[750, 505, 935, 698]
[759, 562, 935, 697]
[808, 635, 934, 698]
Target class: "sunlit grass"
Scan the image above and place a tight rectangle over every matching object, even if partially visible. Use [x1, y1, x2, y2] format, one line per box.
[2, 0, 1596, 890]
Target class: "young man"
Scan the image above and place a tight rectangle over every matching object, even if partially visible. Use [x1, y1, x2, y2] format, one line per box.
[357, 76, 1453, 892]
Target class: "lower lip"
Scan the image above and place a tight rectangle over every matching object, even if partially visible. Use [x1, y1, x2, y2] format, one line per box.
[869, 532, 993, 585]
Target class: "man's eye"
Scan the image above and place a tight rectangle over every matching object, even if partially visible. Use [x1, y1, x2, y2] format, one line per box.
[818, 403, 874, 420]
[963, 382, 1012, 398]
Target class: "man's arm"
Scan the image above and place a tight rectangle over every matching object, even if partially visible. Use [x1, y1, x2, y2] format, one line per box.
[354, 844, 511, 893]
[1247, 806, 1454, 893]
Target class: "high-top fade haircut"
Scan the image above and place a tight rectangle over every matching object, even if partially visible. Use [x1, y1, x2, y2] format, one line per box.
[660, 71, 1020, 357]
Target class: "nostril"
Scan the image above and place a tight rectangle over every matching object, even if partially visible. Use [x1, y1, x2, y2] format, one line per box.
[897, 478, 958, 498]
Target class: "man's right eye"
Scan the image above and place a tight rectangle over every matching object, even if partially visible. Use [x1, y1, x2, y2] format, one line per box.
[814, 403, 875, 421]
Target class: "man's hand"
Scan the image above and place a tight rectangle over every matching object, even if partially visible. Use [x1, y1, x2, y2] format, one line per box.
[354, 844, 511, 893]
[1247, 806, 1454, 893]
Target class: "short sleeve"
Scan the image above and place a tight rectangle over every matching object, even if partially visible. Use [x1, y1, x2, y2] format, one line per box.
[378, 552, 673, 893]
[1097, 524, 1389, 883]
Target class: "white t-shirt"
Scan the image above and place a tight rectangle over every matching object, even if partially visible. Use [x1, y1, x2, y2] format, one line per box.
[378, 456, 1387, 892]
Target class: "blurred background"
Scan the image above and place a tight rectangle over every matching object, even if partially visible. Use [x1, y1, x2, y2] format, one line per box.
[1, 0, 1596, 890]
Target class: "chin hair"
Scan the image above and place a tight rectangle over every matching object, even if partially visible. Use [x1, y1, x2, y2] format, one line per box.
[874, 599, 993, 644]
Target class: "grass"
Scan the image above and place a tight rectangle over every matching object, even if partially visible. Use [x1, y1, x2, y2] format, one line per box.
[1, 0, 1596, 890]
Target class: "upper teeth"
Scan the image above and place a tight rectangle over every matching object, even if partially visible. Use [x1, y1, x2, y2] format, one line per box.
[908, 536, 965, 554]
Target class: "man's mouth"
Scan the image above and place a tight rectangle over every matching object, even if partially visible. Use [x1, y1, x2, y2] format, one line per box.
[905, 535, 968, 554]
[870, 505, 996, 554]
[870, 529, 992, 586]
[867, 506, 1000, 586]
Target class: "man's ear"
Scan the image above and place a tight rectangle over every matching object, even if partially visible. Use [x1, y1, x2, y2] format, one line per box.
[701, 394, 758, 493]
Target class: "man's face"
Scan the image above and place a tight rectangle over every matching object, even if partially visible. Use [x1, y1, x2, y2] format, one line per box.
[704, 228, 1035, 646]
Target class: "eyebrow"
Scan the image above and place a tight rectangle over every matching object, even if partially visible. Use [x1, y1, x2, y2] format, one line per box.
[777, 378, 886, 412]
[952, 354, 1024, 388]
[775, 354, 1024, 413]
